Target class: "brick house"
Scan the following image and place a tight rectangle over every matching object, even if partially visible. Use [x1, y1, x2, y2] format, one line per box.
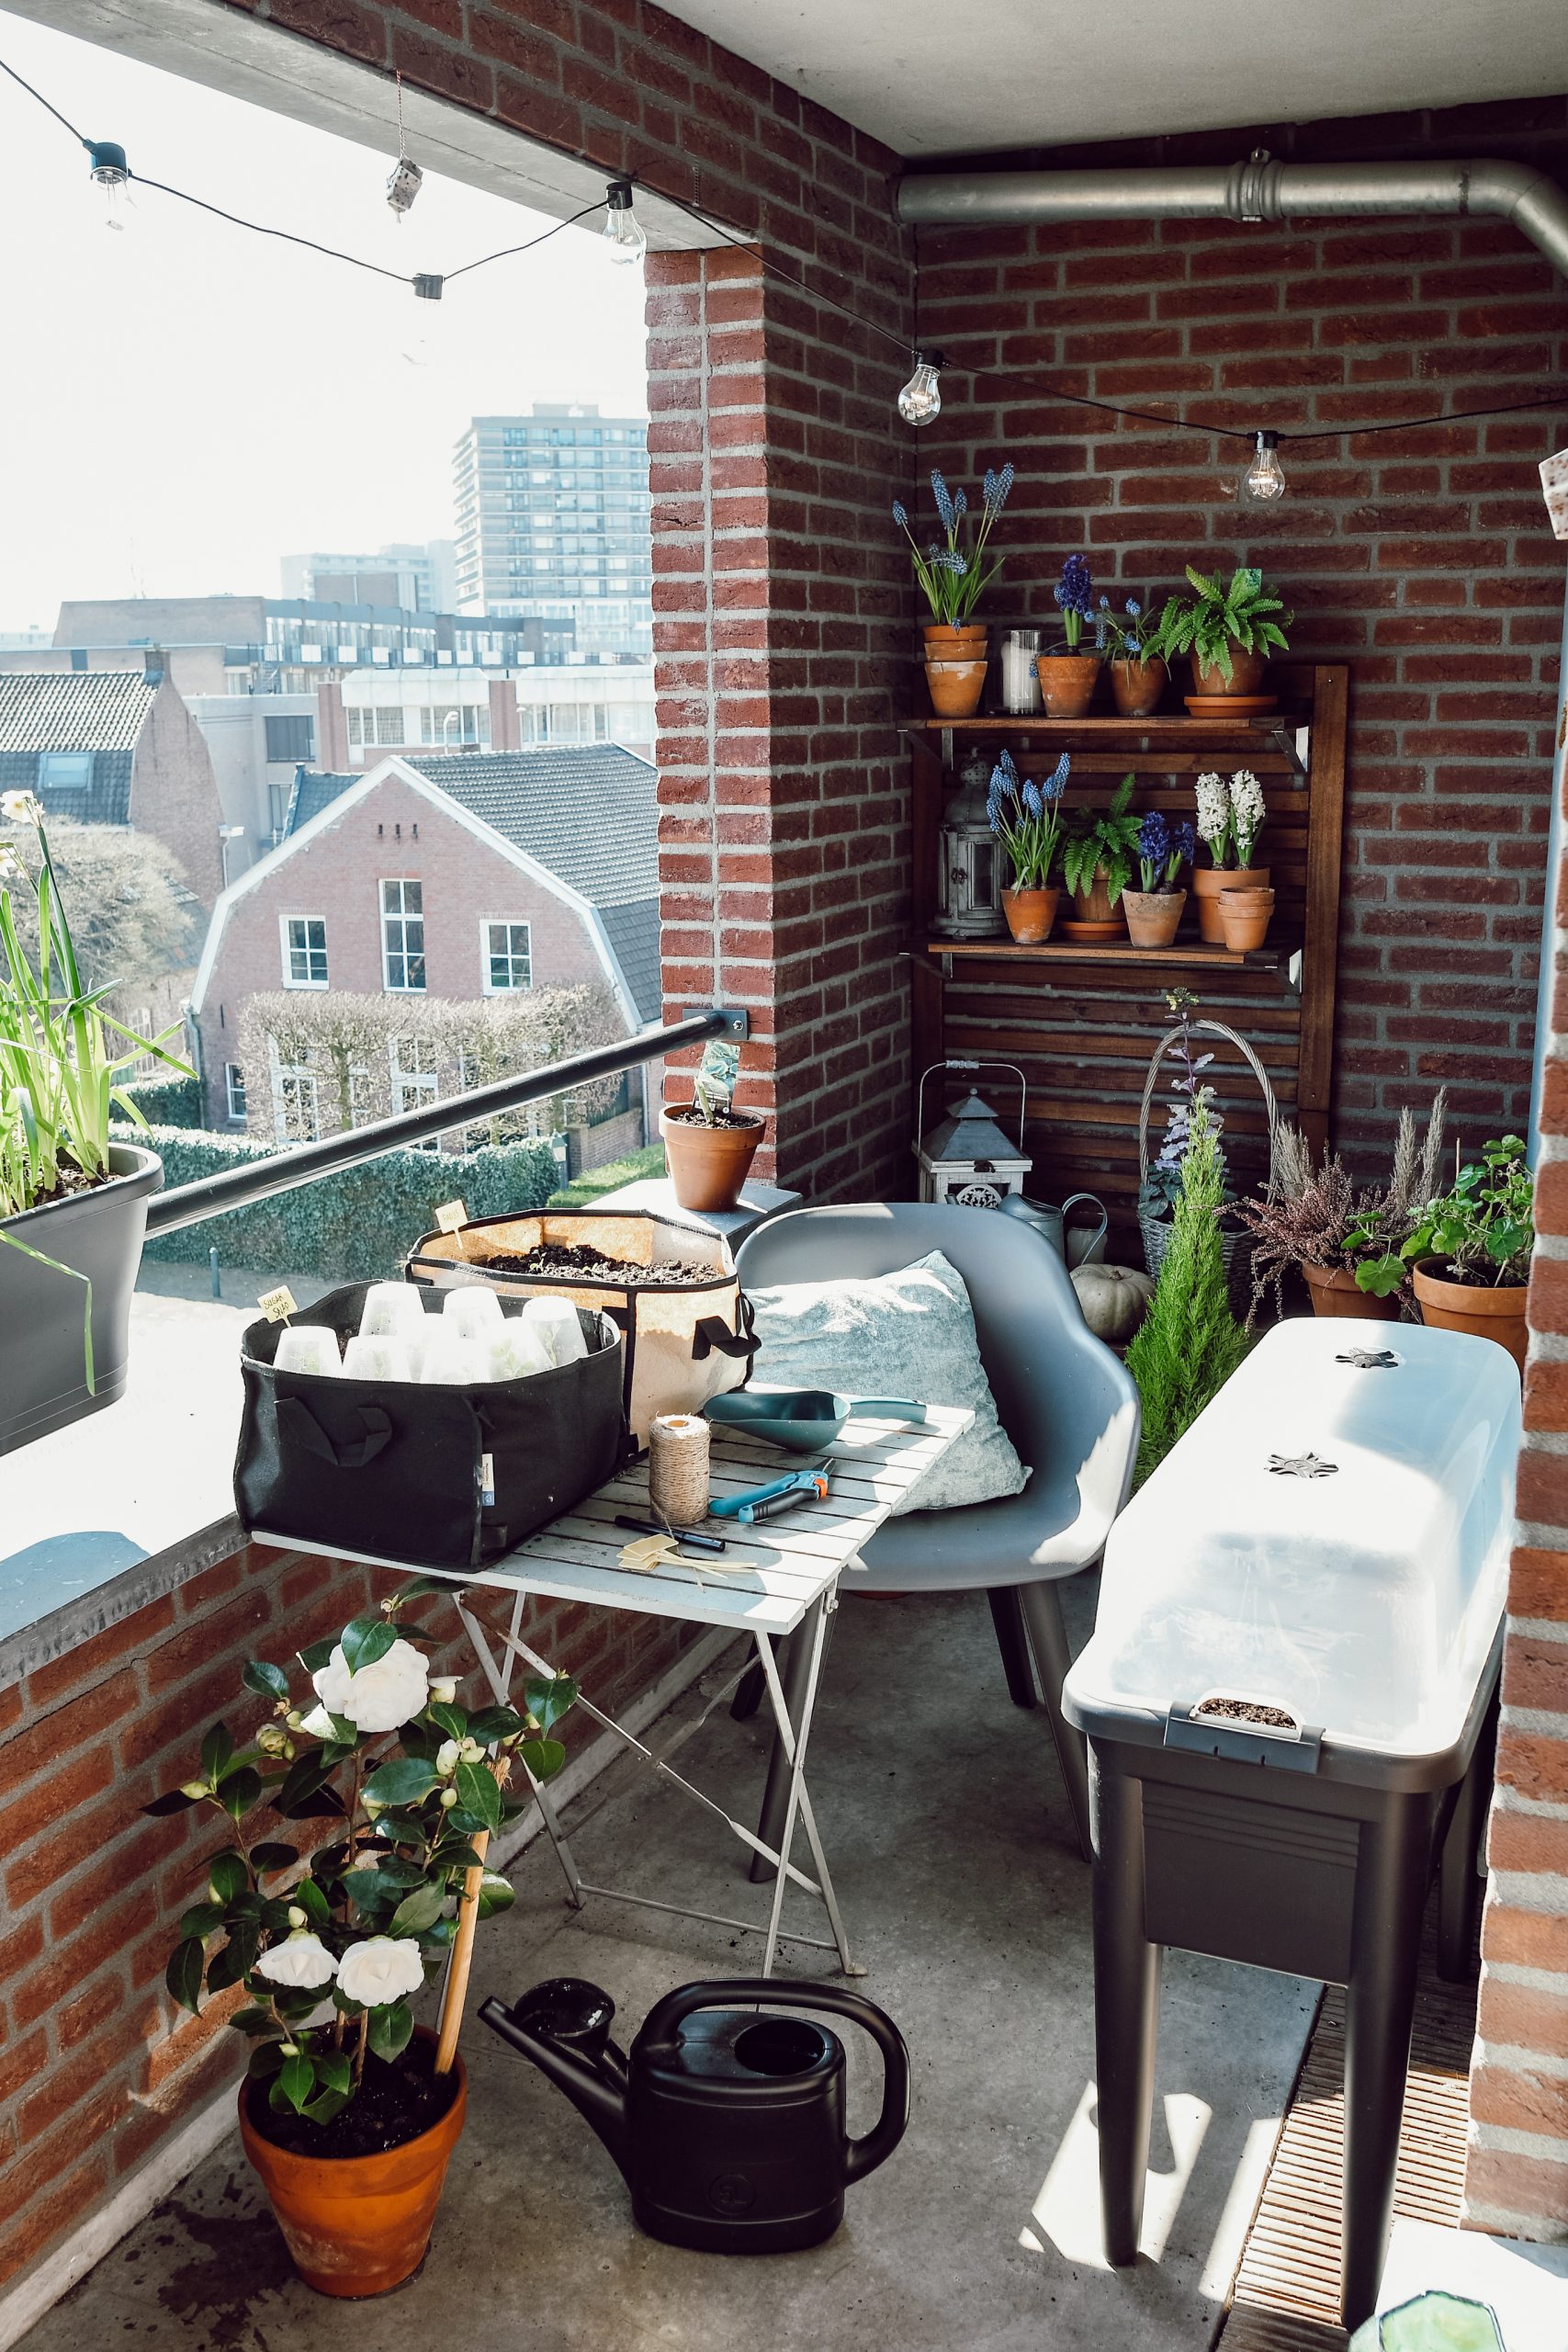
[189, 745, 659, 1142]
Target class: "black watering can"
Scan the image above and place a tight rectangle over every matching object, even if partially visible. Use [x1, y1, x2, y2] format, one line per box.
[480, 1975, 910, 2254]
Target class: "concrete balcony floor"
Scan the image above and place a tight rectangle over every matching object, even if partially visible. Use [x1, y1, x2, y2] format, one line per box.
[21, 1588, 1318, 2352]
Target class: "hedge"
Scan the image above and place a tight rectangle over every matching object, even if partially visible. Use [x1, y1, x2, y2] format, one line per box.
[122, 1072, 205, 1129]
[547, 1141, 666, 1210]
[119, 1123, 558, 1282]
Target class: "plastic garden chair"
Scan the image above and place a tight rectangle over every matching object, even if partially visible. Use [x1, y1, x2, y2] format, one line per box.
[734, 1202, 1140, 1862]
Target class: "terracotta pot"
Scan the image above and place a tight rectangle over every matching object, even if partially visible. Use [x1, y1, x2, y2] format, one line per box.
[1001, 885, 1060, 944]
[1066, 867, 1126, 935]
[1302, 1261, 1399, 1321]
[1122, 888, 1187, 949]
[1110, 656, 1168, 718]
[922, 623, 987, 658]
[1035, 652, 1101, 717]
[1412, 1257, 1529, 1371]
[923, 658, 987, 718]
[1191, 646, 1269, 697]
[660, 1104, 766, 1213]
[239, 2033, 467, 2298]
[1219, 887, 1275, 952]
[1192, 863, 1270, 944]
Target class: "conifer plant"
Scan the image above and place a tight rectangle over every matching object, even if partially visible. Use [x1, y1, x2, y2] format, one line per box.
[1125, 1090, 1249, 1485]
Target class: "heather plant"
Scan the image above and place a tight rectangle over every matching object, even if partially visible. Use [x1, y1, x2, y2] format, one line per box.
[1235, 1094, 1448, 1320]
[987, 749, 1070, 888]
[894, 464, 1015, 626]
[1126, 1091, 1249, 1484]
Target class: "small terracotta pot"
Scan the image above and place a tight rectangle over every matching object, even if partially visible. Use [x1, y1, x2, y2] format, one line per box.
[923, 658, 988, 718]
[239, 2032, 467, 2298]
[1122, 888, 1187, 949]
[1110, 656, 1168, 718]
[1302, 1261, 1399, 1321]
[922, 623, 987, 658]
[1412, 1257, 1529, 1372]
[1035, 652, 1101, 717]
[1191, 646, 1269, 697]
[1219, 887, 1275, 951]
[1001, 885, 1060, 944]
[1192, 864, 1270, 944]
[660, 1104, 766, 1213]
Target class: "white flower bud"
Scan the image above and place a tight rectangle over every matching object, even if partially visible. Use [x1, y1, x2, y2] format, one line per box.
[180, 1780, 209, 1801]
[287, 1905, 307, 1928]
[435, 1738, 461, 1779]
[440, 1786, 458, 1809]
[458, 1736, 483, 1763]
[429, 1678, 457, 1706]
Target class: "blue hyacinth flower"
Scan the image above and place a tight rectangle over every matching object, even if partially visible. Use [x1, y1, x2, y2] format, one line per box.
[892, 500, 908, 527]
[931, 470, 955, 533]
[1022, 780, 1043, 819]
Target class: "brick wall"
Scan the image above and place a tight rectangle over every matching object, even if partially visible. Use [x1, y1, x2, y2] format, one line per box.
[915, 97, 1568, 1173]
[0, 1542, 697, 2296]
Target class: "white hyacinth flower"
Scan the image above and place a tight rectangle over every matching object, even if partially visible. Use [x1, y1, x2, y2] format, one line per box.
[1229, 767, 1266, 865]
[1194, 770, 1231, 850]
[336, 1935, 425, 2008]
[254, 1932, 338, 1990]
[312, 1638, 430, 1735]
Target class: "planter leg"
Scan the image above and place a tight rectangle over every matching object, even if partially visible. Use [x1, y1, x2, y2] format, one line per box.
[1092, 1759, 1160, 2267]
[1020, 1580, 1092, 1860]
[1341, 1804, 1430, 2332]
[987, 1587, 1037, 1709]
[1437, 1694, 1497, 1982]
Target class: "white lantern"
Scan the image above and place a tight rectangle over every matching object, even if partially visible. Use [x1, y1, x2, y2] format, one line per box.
[914, 1060, 1032, 1207]
[933, 752, 1006, 939]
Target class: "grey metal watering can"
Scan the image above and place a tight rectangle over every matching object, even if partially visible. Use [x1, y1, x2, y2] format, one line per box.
[998, 1189, 1109, 1269]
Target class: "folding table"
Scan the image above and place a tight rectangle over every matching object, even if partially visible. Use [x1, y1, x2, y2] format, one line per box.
[260, 1401, 969, 1977]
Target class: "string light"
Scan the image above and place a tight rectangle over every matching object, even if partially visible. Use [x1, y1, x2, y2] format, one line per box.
[85, 137, 131, 232]
[385, 73, 422, 220]
[898, 348, 945, 427]
[1237, 429, 1287, 504]
[601, 178, 646, 266]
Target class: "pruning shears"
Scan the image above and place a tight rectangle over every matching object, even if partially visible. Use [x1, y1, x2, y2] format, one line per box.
[708, 1462, 835, 1525]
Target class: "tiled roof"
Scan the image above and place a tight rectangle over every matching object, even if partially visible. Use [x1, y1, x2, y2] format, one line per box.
[597, 898, 660, 1023]
[405, 746, 657, 909]
[0, 672, 155, 752]
[284, 765, 357, 834]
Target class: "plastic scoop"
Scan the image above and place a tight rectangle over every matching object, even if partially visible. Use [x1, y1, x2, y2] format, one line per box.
[705, 1390, 927, 1454]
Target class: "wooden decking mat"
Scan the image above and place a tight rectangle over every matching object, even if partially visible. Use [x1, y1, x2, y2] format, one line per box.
[1217, 1915, 1480, 2352]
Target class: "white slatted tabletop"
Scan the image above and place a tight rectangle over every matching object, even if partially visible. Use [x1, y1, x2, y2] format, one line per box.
[257, 1403, 971, 1636]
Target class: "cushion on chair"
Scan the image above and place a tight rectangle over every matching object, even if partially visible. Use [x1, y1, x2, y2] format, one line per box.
[743, 1250, 1031, 1514]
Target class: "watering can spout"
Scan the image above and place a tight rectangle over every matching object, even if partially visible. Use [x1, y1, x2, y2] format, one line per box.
[479, 1980, 632, 2179]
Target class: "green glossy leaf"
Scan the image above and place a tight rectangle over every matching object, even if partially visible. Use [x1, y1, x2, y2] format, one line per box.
[302, 2086, 350, 2126]
[259, 1898, 295, 1936]
[340, 1615, 397, 1673]
[241, 1659, 291, 1702]
[389, 1881, 446, 1936]
[523, 1674, 576, 1733]
[179, 1899, 227, 1939]
[217, 1767, 262, 1820]
[143, 1787, 200, 1816]
[475, 1870, 514, 1919]
[468, 1703, 525, 1745]
[364, 1757, 438, 1809]
[247, 2038, 285, 2075]
[367, 1999, 414, 2063]
[344, 1868, 406, 1917]
[518, 1737, 566, 1786]
[428, 1702, 467, 1741]
[293, 1874, 332, 1926]
[276, 1752, 344, 1819]
[250, 1842, 299, 1873]
[456, 1758, 501, 1832]
[297, 1636, 336, 1674]
[428, 1839, 486, 1874]
[208, 1851, 250, 1904]
[206, 1924, 259, 1993]
[199, 1723, 234, 1784]
[230, 2005, 275, 2037]
[314, 2051, 353, 2097]
[389, 1574, 457, 1602]
[165, 1937, 205, 2014]
[275, 2052, 315, 2114]
[223, 1892, 265, 1923]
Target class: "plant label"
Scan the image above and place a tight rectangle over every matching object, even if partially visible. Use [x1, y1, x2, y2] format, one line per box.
[480, 1452, 495, 1507]
[435, 1198, 469, 1255]
[257, 1285, 298, 1324]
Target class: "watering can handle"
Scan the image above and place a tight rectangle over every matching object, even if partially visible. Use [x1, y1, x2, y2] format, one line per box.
[1059, 1193, 1109, 1258]
[845, 1399, 928, 1425]
[637, 1979, 910, 2185]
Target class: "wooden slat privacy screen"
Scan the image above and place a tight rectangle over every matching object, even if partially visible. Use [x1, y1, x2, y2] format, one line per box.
[908, 663, 1348, 1257]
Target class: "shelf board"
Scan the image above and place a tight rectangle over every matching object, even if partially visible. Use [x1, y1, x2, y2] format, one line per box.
[908, 715, 1303, 740]
[920, 933, 1288, 972]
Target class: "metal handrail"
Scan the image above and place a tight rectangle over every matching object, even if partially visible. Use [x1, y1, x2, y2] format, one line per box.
[143, 1008, 745, 1239]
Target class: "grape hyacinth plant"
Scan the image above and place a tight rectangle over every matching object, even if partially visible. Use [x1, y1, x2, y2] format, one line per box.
[1053, 553, 1096, 651]
[893, 463, 1015, 627]
[987, 750, 1070, 888]
[1135, 811, 1197, 895]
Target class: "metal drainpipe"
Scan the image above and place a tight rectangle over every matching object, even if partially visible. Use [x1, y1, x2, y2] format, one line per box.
[895, 154, 1568, 277]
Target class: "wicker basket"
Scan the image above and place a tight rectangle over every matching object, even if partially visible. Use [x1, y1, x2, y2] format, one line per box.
[1137, 1016, 1281, 1317]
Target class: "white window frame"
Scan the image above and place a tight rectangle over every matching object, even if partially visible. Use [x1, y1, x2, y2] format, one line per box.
[280, 913, 329, 989]
[388, 1035, 439, 1148]
[380, 878, 426, 994]
[480, 919, 533, 995]
[224, 1062, 247, 1122]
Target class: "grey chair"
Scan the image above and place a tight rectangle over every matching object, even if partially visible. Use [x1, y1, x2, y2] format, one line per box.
[734, 1202, 1140, 1862]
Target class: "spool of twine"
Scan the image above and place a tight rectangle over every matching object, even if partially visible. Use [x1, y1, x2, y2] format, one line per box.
[649, 1413, 710, 1525]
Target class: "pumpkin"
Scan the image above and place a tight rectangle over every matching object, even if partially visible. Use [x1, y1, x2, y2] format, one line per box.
[1071, 1262, 1154, 1345]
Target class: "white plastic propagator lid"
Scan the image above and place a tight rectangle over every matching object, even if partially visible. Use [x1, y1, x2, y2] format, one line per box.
[1066, 1318, 1521, 1762]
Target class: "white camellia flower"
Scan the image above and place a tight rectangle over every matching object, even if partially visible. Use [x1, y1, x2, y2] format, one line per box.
[312, 1638, 430, 1735]
[429, 1678, 458, 1706]
[337, 1936, 425, 2008]
[254, 1932, 338, 1989]
[435, 1738, 461, 1779]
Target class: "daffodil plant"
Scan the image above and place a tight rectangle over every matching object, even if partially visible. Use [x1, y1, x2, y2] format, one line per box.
[147, 1588, 575, 2127]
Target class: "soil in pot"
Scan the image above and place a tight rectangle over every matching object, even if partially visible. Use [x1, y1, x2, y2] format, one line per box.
[1001, 885, 1059, 944]
[250, 2041, 459, 2163]
[923, 658, 987, 718]
[1302, 1261, 1399, 1321]
[1219, 888, 1274, 952]
[1122, 888, 1186, 948]
[660, 1102, 765, 1214]
[479, 1241, 716, 1285]
[1035, 652, 1100, 717]
[1192, 864, 1269, 944]
[1412, 1258, 1529, 1371]
[1110, 656, 1168, 718]
[1191, 647, 1269, 697]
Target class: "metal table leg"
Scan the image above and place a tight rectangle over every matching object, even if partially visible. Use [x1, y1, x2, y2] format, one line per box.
[1093, 1758, 1163, 2268]
[454, 1594, 584, 1908]
[1341, 1803, 1431, 2332]
[750, 1596, 835, 1883]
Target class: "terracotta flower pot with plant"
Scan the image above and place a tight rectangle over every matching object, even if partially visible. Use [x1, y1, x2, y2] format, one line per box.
[1096, 594, 1172, 717]
[1354, 1131, 1534, 1370]
[1155, 564, 1292, 702]
[896, 464, 1015, 718]
[1235, 1095, 1449, 1327]
[1192, 767, 1269, 944]
[661, 1035, 764, 1212]
[987, 746, 1068, 944]
[147, 1597, 577, 2295]
[1036, 552, 1102, 715]
[1122, 807, 1196, 950]
[1059, 773, 1142, 940]
[0, 789, 193, 1455]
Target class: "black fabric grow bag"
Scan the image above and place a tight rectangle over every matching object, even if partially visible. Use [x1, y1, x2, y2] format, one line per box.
[234, 1280, 630, 1569]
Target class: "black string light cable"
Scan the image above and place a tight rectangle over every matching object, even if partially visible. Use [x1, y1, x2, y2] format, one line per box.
[3, 44, 1564, 475]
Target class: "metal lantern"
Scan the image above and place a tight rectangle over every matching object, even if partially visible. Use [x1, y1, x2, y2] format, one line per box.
[914, 1059, 1032, 1207]
[933, 751, 1006, 939]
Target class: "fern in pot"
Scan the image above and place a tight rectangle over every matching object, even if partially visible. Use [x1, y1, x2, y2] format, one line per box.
[0, 790, 191, 1454]
[1059, 774, 1143, 939]
[1156, 565, 1292, 698]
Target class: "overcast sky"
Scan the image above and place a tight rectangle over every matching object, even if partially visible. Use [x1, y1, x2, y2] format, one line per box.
[0, 11, 649, 632]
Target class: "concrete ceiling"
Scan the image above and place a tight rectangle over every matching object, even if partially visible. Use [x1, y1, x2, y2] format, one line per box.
[677, 0, 1568, 157]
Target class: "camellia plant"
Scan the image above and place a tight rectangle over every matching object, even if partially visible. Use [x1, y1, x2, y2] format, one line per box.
[147, 1588, 575, 2129]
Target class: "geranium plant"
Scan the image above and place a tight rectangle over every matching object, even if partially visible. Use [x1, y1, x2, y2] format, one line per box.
[987, 749, 1069, 888]
[894, 464, 1014, 626]
[1135, 810, 1196, 895]
[1354, 1133, 1534, 1297]
[148, 1589, 575, 2131]
[1060, 773, 1143, 908]
[1053, 553, 1096, 651]
[1156, 566, 1292, 684]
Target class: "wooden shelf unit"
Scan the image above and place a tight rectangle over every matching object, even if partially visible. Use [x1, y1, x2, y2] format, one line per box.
[908, 663, 1348, 1252]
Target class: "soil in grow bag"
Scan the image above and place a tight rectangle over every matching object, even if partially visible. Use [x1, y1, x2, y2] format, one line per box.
[249, 2041, 460, 2161]
[481, 1242, 717, 1285]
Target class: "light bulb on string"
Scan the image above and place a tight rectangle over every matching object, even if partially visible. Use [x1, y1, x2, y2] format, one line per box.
[385, 72, 423, 222]
[1237, 429, 1287, 505]
[602, 179, 646, 266]
[898, 349, 945, 427]
[85, 139, 134, 232]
